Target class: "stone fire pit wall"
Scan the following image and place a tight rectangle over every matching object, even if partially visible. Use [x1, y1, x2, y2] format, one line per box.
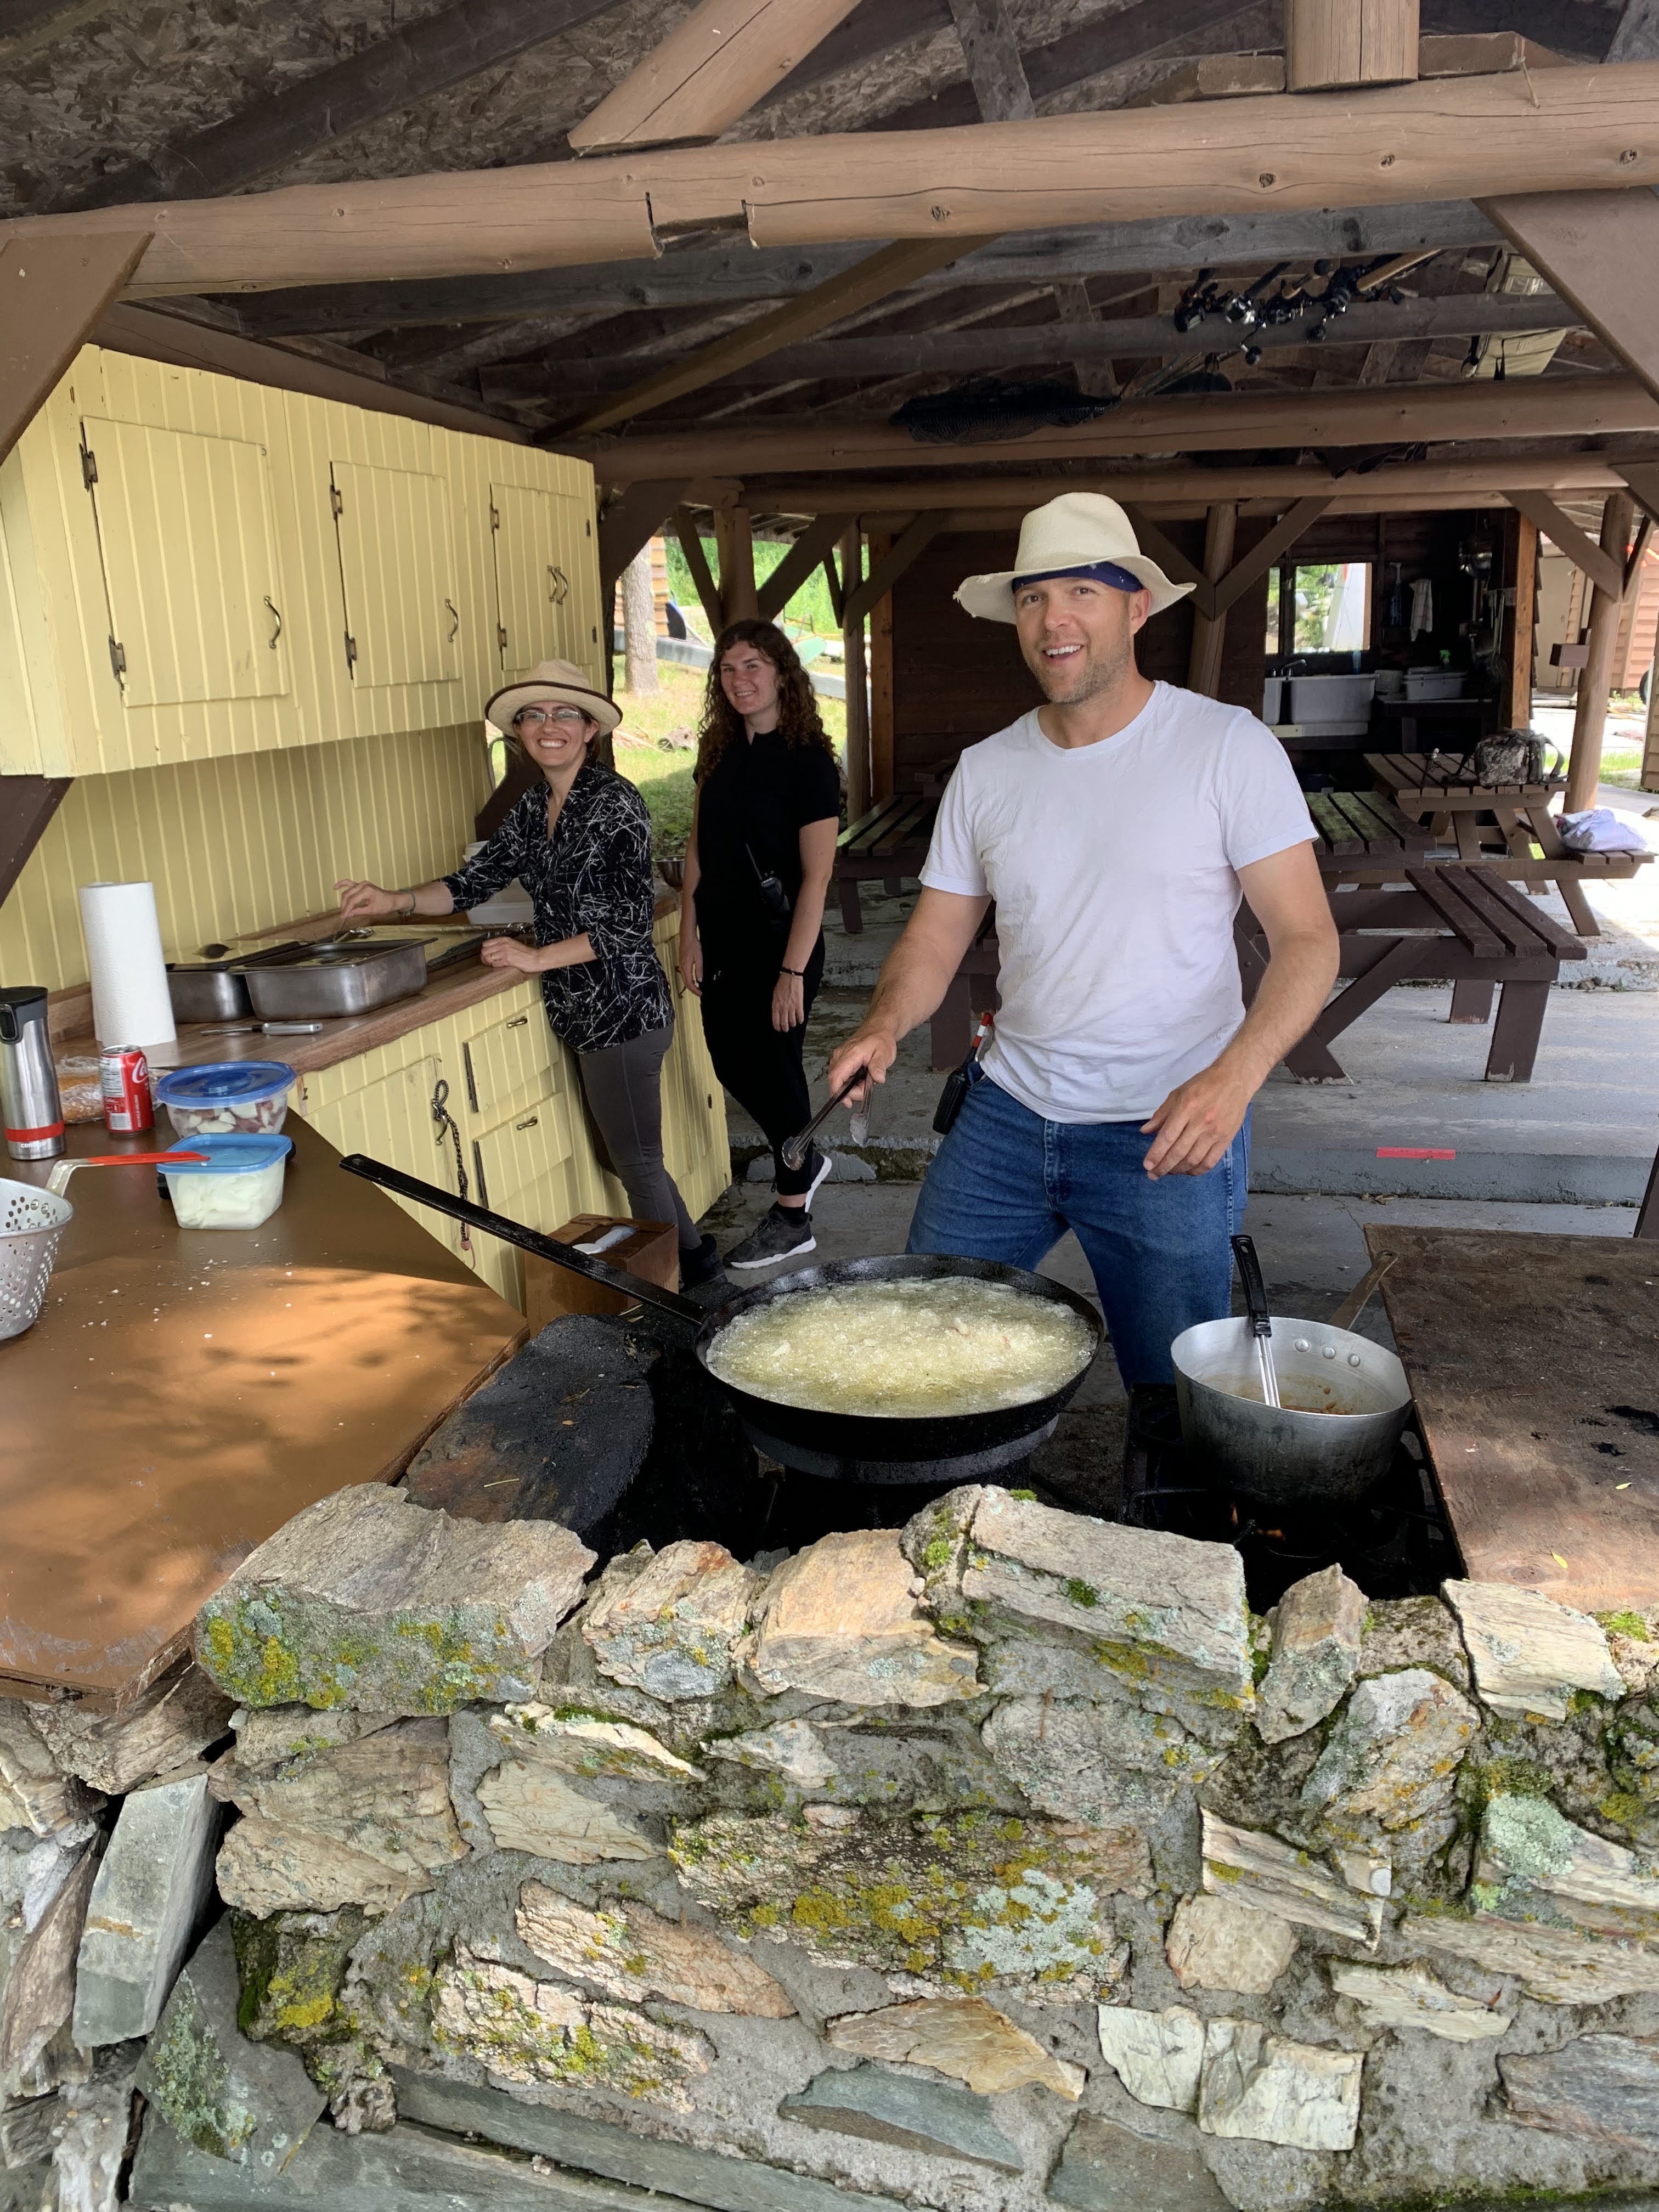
[6, 1480, 1659, 2211]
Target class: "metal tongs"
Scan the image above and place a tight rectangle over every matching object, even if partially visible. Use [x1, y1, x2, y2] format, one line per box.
[1230, 1233, 1281, 1409]
[781, 1067, 868, 1173]
[47, 1149, 206, 1196]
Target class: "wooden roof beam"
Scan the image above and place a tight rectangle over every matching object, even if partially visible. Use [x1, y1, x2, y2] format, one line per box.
[1502, 489, 1627, 596]
[566, 236, 998, 433]
[575, 372, 1659, 482]
[5, 60, 1657, 299]
[569, 0, 866, 154]
[1480, 185, 1659, 408]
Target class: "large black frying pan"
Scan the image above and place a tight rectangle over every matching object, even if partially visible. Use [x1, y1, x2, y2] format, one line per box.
[340, 1155, 1102, 1484]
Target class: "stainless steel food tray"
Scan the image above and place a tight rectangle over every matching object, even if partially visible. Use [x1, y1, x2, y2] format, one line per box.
[238, 940, 431, 1019]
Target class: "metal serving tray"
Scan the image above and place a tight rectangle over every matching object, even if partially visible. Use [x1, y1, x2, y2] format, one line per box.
[238, 939, 432, 1019]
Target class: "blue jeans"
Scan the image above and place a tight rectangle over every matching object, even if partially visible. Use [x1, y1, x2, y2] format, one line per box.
[906, 1068, 1248, 1386]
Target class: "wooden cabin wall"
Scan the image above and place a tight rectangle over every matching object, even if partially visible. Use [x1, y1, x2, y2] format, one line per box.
[0, 720, 490, 992]
[885, 523, 1272, 794]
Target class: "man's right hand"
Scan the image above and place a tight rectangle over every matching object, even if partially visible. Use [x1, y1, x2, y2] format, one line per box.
[828, 1024, 899, 1107]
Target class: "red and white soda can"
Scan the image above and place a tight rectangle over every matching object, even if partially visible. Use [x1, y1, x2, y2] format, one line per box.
[100, 1046, 154, 1135]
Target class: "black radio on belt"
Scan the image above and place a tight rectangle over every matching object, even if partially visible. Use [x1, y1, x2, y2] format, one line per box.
[933, 1011, 993, 1136]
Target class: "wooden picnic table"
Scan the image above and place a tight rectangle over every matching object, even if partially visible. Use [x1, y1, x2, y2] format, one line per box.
[1239, 862, 1585, 1083]
[1369, 1225, 1659, 1614]
[835, 793, 939, 932]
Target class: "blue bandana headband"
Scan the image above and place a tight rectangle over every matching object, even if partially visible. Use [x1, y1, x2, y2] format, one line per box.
[1011, 558, 1143, 596]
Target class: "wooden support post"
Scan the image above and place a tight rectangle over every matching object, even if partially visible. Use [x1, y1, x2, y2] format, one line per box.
[0, 232, 148, 466]
[714, 505, 758, 626]
[1643, 645, 1659, 791]
[1187, 503, 1238, 698]
[1286, 0, 1419, 88]
[1566, 489, 1637, 813]
[866, 530, 895, 803]
[673, 506, 724, 636]
[1636, 1138, 1659, 1240]
[839, 524, 870, 820]
[1503, 510, 1538, 732]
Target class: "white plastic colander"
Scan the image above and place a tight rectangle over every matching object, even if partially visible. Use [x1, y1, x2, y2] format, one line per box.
[0, 1178, 74, 1341]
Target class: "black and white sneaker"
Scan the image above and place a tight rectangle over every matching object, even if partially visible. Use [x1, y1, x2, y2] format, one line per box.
[725, 1203, 817, 1270]
[799, 1145, 834, 1206]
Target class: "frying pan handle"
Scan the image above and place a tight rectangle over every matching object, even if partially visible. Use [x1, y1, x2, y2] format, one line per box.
[1230, 1234, 1274, 1341]
[338, 1153, 703, 1328]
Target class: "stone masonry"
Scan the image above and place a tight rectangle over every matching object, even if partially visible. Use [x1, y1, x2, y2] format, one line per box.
[5, 1477, 1659, 2210]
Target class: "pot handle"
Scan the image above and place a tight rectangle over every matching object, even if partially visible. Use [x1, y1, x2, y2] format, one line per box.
[1230, 1234, 1274, 1341]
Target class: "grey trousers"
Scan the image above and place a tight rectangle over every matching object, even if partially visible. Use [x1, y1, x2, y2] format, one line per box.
[577, 1023, 701, 1251]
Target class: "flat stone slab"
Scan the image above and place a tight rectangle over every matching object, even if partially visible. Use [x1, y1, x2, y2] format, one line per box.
[1403, 1908, 1659, 2006]
[1330, 1963, 1511, 2042]
[194, 1483, 593, 1714]
[402, 1314, 653, 1534]
[750, 1531, 978, 1707]
[1300, 1667, 1477, 1834]
[780, 2062, 1022, 2174]
[1256, 1566, 1365, 1744]
[827, 1995, 1084, 2099]
[582, 1540, 759, 1700]
[476, 1762, 658, 1863]
[390, 2064, 908, 2212]
[1165, 1894, 1297, 1995]
[1442, 1579, 1624, 1721]
[1502, 2033, 1659, 2152]
[516, 1880, 794, 2016]
[1200, 1812, 1383, 1949]
[31, 1661, 234, 1796]
[135, 1917, 325, 2173]
[71, 1771, 218, 2046]
[1096, 2004, 1204, 2113]
[1195, 2020, 1362, 2152]
[1047, 2112, 1229, 2212]
[1475, 1790, 1659, 1940]
[0, 1705, 100, 1838]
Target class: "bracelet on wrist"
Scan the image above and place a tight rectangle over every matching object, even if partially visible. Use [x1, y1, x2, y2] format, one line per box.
[780, 965, 804, 978]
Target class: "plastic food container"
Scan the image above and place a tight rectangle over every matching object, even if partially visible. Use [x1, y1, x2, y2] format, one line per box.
[155, 1060, 296, 1139]
[1405, 667, 1467, 703]
[162, 1133, 292, 1229]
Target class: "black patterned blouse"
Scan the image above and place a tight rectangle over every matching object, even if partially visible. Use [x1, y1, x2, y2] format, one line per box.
[442, 763, 673, 1054]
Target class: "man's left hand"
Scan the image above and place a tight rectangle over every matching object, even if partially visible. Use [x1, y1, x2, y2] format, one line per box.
[1141, 1060, 1254, 1179]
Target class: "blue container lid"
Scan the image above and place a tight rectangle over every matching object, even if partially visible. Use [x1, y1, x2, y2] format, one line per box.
[154, 1060, 297, 1105]
[161, 1134, 292, 1175]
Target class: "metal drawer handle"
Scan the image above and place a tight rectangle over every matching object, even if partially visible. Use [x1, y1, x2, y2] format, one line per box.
[263, 596, 283, 649]
[445, 596, 459, 641]
[548, 565, 569, 606]
[515, 1113, 539, 1130]
[506, 1014, 528, 1029]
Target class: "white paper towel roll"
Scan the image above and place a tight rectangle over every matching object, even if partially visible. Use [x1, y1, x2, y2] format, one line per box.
[78, 882, 177, 1048]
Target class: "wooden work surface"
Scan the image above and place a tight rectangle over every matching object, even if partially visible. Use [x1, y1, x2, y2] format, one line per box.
[1367, 1226, 1659, 1612]
[0, 1115, 525, 1708]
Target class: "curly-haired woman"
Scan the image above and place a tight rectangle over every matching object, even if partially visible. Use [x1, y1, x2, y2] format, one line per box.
[678, 620, 842, 1269]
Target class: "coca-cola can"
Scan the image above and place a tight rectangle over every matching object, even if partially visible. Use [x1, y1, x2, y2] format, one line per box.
[100, 1046, 154, 1135]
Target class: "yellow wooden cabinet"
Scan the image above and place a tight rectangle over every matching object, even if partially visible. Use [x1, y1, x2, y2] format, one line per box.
[0, 347, 603, 779]
[296, 912, 729, 1315]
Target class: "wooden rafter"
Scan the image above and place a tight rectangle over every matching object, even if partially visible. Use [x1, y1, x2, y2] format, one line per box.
[1120, 511, 1219, 619]
[1212, 496, 1334, 618]
[570, 0, 865, 153]
[61, 0, 620, 211]
[1620, 460, 1659, 528]
[674, 508, 725, 635]
[5, 61, 1657, 298]
[947, 0, 1035, 121]
[567, 236, 998, 433]
[1502, 489, 1626, 598]
[575, 371, 1659, 482]
[1609, 0, 1659, 61]
[755, 512, 851, 621]
[597, 479, 691, 600]
[844, 511, 950, 629]
[1, 230, 148, 464]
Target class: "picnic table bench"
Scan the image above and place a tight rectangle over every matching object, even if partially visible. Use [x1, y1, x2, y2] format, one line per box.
[1366, 749, 1650, 937]
[834, 794, 939, 933]
[1238, 862, 1585, 1083]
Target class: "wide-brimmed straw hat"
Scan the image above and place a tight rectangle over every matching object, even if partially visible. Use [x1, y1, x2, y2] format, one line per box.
[484, 657, 621, 735]
[955, 492, 1194, 622]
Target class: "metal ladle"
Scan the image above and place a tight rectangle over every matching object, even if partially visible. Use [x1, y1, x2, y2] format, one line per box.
[1230, 1233, 1281, 1409]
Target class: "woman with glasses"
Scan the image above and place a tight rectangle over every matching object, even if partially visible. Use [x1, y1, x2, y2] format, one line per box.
[337, 656, 722, 1288]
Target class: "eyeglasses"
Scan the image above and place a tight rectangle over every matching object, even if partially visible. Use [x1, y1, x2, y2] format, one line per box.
[516, 707, 589, 730]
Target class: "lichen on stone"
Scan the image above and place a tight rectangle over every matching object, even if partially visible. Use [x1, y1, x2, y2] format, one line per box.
[142, 1976, 257, 2160]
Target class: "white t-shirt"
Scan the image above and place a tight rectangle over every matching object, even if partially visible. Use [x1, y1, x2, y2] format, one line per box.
[919, 682, 1315, 1122]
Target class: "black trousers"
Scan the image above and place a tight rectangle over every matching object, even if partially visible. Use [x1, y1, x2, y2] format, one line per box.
[700, 934, 825, 1198]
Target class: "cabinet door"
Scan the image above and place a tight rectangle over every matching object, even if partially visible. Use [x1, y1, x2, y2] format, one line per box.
[330, 459, 460, 689]
[301, 1056, 471, 1264]
[462, 1001, 555, 1123]
[472, 1086, 576, 1220]
[489, 482, 585, 676]
[81, 416, 291, 710]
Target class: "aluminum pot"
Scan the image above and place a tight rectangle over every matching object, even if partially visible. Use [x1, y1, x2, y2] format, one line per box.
[1170, 1314, 1412, 1506]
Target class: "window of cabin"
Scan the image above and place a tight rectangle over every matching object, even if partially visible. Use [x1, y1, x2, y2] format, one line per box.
[1267, 562, 1373, 657]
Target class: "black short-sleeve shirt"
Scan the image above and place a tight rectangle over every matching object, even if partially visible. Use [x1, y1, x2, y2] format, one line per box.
[694, 731, 841, 945]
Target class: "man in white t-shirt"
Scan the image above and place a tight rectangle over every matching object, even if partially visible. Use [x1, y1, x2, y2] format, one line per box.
[827, 492, 1339, 1386]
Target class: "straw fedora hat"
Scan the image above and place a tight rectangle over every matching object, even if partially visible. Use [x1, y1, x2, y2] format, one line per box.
[484, 657, 622, 735]
[955, 492, 1194, 622]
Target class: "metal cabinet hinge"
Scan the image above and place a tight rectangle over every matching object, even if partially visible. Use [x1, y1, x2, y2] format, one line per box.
[330, 484, 343, 518]
[108, 637, 126, 681]
[344, 632, 358, 670]
[489, 500, 500, 532]
[497, 624, 509, 654]
[80, 444, 98, 490]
